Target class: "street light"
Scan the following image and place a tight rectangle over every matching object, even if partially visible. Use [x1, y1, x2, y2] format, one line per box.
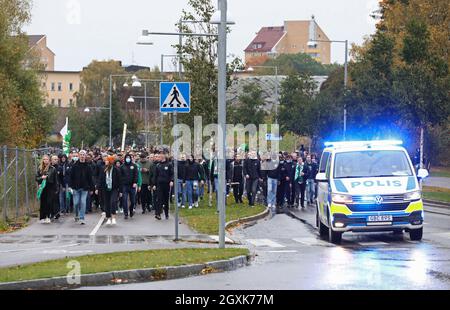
[142, 15, 226, 248]
[247, 65, 279, 124]
[310, 39, 349, 140]
[109, 74, 143, 147]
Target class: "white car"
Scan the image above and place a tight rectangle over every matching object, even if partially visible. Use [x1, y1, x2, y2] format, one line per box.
[316, 140, 429, 244]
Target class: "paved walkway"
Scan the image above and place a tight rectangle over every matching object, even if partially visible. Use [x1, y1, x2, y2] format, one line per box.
[424, 177, 450, 189]
[0, 210, 226, 267]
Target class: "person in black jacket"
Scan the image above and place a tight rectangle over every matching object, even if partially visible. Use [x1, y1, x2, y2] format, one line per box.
[303, 154, 318, 205]
[120, 153, 138, 219]
[36, 155, 58, 224]
[50, 155, 61, 219]
[262, 152, 281, 213]
[96, 155, 121, 225]
[231, 153, 244, 204]
[57, 154, 69, 215]
[68, 150, 94, 225]
[286, 153, 298, 208]
[152, 153, 174, 220]
[243, 150, 261, 206]
[184, 154, 204, 209]
[176, 154, 187, 208]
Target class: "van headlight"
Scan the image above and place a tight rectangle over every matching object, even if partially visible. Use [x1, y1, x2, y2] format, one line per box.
[332, 194, 353, 204]
[404, 191, 421, 201]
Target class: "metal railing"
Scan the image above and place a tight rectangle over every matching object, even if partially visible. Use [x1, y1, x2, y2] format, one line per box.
[0, 146, 61, 223]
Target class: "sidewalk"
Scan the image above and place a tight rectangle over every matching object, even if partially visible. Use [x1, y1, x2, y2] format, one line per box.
[423, 177, 450, 189]
[0, 210, 228, 268]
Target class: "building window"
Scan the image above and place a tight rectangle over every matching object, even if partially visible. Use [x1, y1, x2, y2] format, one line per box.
[58, 99, 62, 107]
[51, 99, 55, 105]
[69, 83, 73, 91]
[69, 99, 73, 106]
[58, 82, 62, 91]
[51, 83, 55, 91]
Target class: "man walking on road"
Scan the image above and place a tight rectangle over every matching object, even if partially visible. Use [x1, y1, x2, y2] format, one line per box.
[244, 150, 261, 207]
[120, 154, 138, 220]
[303, 155, 318, 205]
[68, 150, 94, 225]
[153, 153, 173, 220]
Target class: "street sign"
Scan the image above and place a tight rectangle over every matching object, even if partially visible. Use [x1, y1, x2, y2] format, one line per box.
[160, 82, 191, 113]
[266, 134, 282, 141]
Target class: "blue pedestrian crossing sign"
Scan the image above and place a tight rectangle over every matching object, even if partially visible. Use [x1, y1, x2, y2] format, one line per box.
[160, 82, 191, 113]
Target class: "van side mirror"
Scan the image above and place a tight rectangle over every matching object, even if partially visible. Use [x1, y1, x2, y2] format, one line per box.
[315, 172, 328, 182]
[417, 169, 429, 179]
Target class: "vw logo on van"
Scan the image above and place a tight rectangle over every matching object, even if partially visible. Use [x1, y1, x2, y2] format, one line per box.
[375, 196, 384, 205]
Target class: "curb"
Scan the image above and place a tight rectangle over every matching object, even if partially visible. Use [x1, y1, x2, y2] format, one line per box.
[0, 255, 250, 290]
[424, 199, 450, 208]
[225, 207, 270, 231]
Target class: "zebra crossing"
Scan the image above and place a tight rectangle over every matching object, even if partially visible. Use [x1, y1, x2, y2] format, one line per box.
[245, 236, 422, 250]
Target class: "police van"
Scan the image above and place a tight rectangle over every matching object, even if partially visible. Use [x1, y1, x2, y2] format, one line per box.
[316, 140, 429, 244]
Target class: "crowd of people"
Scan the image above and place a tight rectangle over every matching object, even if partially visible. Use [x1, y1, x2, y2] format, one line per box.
[35, 145, 320, 226]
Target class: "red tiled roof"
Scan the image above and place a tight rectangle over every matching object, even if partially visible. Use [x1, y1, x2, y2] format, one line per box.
[244, 26, 285, 53]
[27, 35, 45, 47]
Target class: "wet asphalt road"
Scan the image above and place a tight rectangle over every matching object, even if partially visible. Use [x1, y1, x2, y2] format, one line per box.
[85, 203, 450, 290]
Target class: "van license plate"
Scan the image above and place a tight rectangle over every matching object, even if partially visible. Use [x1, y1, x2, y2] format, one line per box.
[368, 215, 393, 222]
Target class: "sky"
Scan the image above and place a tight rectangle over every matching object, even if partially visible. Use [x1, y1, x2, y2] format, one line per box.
[24, 0, 380, 71]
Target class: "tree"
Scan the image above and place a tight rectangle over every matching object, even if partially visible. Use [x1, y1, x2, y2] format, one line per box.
[0, 0, 55, 147]
[228, 83, 267, 125]
[76, 60, 128, 146]
[278, 74, 317, 138]
[175, 0, 218, 128]
[263, 53, 340, 76]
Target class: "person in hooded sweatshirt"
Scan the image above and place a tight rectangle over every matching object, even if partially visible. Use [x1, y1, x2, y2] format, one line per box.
[139, 153, 153, 214]
[184, 154, 204, 209]
[96, 155, 121, 225]
[57, 154, 70, 215]
[68, 150, 94, 225]
[231, 153, 244, 204]
[243, 150, 261, 207]
[120, 154, 138, 219]
[152, 153, 173, 220]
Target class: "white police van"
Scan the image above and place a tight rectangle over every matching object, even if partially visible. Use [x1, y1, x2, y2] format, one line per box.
[316, 140, 429, 244]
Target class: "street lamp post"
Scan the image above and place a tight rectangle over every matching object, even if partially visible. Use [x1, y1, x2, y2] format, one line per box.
[109, 74, 141, 148]
[216, 0, 228, 249]
[140, 6, 232, 247]
[248, 65, 279, 124]
[309, 39, 348, 140]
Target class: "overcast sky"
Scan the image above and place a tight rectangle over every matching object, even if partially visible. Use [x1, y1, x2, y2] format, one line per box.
[24, 0, 380, 71]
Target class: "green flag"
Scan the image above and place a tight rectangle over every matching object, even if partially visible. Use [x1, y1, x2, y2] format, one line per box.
[60, 117, 71, 156]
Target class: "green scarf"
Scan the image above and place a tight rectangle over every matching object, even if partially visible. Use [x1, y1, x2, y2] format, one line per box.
[37, 179, 47, 200]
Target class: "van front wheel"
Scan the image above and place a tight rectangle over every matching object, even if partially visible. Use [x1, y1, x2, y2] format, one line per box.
[410, 227, 423, 241]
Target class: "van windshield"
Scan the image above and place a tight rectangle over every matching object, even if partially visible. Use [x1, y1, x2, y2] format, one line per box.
[334, 150, 413, 179]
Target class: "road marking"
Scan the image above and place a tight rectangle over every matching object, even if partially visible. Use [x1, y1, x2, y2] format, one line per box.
[89, 214, 106, 236]
[262, 250, 298, 253]
[0, 243, 80, 254]
[246, 239, 285, 248]
[357, 241, 389, 246]
[292, 237, 334, 247]
[209, 235, 234, 243]
[42, 249, 93, 254]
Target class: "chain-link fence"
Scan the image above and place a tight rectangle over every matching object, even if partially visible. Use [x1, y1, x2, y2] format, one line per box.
[0, 146, 61, 223]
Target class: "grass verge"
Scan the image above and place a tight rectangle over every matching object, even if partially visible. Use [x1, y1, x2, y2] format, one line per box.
[423, 186, 450, 203]
[179, 196, 266, 235]
[430, 167, 450, 178]
[0, 248, 249, 283]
